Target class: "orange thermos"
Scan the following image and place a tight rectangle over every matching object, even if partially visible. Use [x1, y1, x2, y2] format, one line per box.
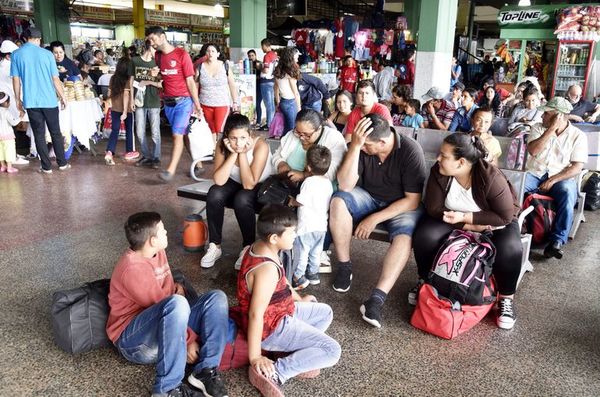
[183, 214, 208, 252]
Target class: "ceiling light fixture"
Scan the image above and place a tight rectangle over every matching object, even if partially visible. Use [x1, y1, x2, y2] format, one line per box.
[214, 2, 223, 13]
[518, 0, 531, 6]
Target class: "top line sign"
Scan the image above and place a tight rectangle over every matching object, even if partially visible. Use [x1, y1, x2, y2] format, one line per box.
[498, 9, 551, 25]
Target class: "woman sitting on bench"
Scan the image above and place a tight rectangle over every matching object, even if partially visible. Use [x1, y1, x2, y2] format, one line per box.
[412, 133, 522, 330]
[201, 114, 273, 269]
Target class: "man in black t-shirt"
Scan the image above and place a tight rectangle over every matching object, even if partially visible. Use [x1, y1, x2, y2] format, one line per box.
[330, 113, 426, 328]
[566, 84, 600, 123]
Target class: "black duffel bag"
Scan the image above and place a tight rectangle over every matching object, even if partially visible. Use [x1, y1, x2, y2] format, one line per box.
[257, 174, 297, 206]
[583, 172, 600, 211]
[51, 279, 111, 354]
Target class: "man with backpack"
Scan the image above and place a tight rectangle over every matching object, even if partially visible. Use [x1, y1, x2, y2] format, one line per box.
[524, 97, 588, 259]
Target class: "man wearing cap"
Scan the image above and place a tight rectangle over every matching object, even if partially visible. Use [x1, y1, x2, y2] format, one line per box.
[11, 28, 69, 173]
[444, 81, 464, 109]
[566, 84, 600, 124]
[421, 86, 456, 130]
[525, 97, 588, 259]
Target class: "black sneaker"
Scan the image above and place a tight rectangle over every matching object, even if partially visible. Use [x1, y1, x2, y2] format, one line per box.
[543, 240, 564, 259]
[360, 297, 383, 328]
[332, 264, 352, 293]
[497, 297, 516, 330]
[305, 272, 320, 285]
[188, 367, 229, 397]
[152, 383, 203, 397]
[407, 279, 424, 306]
[135, 157, 153, 167]
[152, 159, 161, 169]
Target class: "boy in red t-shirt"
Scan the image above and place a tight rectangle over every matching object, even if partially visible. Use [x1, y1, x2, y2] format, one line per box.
[231, 205, 341, 397]
[338, 55, 358, 93]
[106, 212, 229, 397]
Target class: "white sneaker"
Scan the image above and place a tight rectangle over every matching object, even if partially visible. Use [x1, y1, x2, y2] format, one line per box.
[234, 245, 250, 270]
[200, 243, 222, 268]
[319, 250, 332, 274]
[13, 155, 29, 165]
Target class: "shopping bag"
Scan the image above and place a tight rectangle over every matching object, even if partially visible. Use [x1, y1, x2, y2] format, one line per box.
[269, 111, 285, 138]
[102, 108, 126, 139]
[188, 117, 214, 160]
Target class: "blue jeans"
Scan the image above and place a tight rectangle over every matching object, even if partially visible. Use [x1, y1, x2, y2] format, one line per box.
[261, 302, 341, 384]
[332, 186, 424, 241]
[293, 231, 326, 279]
[135, 107, 161, 160]
[279, 98, 298, 137]
[107, 111, 133, 154]
[302, 100, 322, 113]
[116, 291, 229, 394]
[259, 81, 275, 127]
[524, 173, 577, 244]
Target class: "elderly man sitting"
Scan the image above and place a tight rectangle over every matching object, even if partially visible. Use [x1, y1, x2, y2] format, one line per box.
[524, 97, 588, 259]
[566, 84, 600, 123]
[421, 86, 456, 130]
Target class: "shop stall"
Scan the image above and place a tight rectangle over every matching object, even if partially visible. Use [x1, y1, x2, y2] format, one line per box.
[498, 3, 599, 99]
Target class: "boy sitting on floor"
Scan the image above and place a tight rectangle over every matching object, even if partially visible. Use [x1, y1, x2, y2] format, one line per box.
[106, 212, 230, 397]
[231, 205, 341, 397]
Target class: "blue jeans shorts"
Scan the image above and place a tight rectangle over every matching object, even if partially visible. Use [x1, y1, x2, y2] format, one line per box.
[332, 186, 424, 241]
[164, 97, 193, 135]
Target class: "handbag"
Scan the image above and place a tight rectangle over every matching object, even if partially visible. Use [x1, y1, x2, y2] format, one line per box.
[134, 86, 145, 108]
[51, 279, 112, 354]
[256, 174, 294, 206]
[188, 117, 214, 161]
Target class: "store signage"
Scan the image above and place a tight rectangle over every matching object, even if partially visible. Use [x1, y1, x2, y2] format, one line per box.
[498, 9, 550, 25]
[72, 6, 115, 23]
[145, 9, 190, 26]
[0, 0, 34, 14]
[190, 14, 223, 32]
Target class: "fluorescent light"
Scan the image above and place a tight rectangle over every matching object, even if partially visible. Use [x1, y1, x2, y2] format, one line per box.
[518, 0, 531, 6]
[215, 3, 223, 13]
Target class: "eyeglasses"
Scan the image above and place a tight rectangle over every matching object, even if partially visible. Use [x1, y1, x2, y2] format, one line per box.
[294, 127, 320, 139]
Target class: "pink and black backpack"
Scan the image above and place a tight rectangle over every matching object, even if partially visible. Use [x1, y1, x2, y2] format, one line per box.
[428, 230, 496, 305]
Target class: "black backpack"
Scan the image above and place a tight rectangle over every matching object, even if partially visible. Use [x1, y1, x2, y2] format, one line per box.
[51, 279, 111, 354]
[583, 172, 600, 211]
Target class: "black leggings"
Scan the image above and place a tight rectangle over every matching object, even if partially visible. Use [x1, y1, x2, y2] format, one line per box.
[412, 215, 522, 296]
[206, 178, 261, 247]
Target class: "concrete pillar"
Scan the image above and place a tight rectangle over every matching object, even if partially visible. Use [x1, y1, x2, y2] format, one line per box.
[413, 0, 458, 98]
[34, 0, 72, 53]
[133, 0, 145, 39]
[229, 0, 266, 62]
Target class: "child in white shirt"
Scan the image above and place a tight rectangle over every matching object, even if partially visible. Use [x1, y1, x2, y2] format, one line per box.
[0, 92, 22, 173]
[289, 145, 333, 289]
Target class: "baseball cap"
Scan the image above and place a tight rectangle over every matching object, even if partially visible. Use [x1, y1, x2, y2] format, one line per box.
[422, 86, 445, 101]
[537, 97, 573, 114]
[0, 40, 18, 54]
[453, 82, 465, 91]
[24, 27, 42, 39]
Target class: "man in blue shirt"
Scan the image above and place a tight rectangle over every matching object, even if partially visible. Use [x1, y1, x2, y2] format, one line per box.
[11, 28, 69, 173]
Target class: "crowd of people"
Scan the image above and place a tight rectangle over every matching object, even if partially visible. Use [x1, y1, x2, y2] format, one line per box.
[0, 26, 596, 397]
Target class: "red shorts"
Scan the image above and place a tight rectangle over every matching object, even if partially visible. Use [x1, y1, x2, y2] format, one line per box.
[201, 105, 230, 134]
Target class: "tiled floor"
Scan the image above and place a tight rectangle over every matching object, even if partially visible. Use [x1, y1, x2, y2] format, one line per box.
[1, 139, 599, 396]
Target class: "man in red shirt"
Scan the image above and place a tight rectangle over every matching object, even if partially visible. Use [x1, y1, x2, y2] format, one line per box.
[257, 38, 278, 130]
[146, 26, 202, 182]
[107, 212, 229, 397]
[344, 80, 392, 141]
[338, 55, 358, 93]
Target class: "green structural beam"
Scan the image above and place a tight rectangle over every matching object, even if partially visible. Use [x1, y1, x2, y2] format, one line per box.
[34, 0, 71, 45]
[417, 0, 458, 53]
[229, 0, 266, 49]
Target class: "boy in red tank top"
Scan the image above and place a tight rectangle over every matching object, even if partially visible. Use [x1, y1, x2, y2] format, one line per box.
[231, 205, 341, 397]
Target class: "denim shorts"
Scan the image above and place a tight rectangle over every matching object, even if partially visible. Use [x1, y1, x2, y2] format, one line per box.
[332, 186, 423, 241]
[164, 96, 193, 135]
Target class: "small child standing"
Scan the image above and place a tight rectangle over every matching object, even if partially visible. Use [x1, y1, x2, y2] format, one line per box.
[0, 92, 22, 173]
[288, 145, 333, 289]
[401, 99, 425, 129]
[231, 205, 341, 397]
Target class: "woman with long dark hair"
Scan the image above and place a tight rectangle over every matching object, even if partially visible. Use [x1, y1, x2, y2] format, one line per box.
[105, 57, 138, 165]
[327, 90, 353, 133]
[478, 86, 503, 117]
[274, 48, 301, 135]
[201, 114, 272, 269]
[412, 133, 522, 330]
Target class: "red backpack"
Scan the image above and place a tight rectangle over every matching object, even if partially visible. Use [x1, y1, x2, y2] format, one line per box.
[522, 193, 555, 244]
